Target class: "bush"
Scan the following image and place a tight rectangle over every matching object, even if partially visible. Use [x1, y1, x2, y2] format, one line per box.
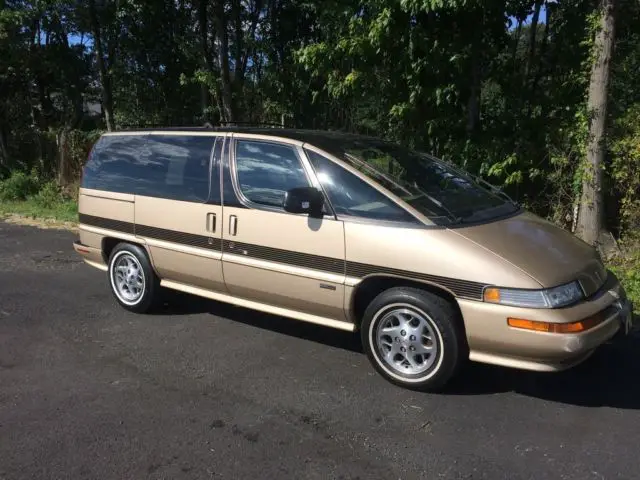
[611, 265, 640, 314]
[608, 234, 640, 314]
[610, 104, 640, 234]
[0, 171, 41, 201]
[32, 181, 65, 208]
[0, 164, 10, 181]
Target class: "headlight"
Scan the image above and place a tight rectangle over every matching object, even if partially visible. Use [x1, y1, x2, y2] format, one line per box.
[483, 281, 583, 308]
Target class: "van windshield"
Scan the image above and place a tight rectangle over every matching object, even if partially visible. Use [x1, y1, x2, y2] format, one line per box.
[322, 137, 519, 225]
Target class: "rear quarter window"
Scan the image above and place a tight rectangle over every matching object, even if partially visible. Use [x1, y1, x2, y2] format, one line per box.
[81, 134, 216, 203]
[82, 135, 148, 194]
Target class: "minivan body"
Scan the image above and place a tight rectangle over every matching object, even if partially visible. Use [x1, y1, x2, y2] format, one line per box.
[73, 127, 634, 391]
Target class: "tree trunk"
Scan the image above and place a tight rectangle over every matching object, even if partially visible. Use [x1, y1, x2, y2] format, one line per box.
[511, 17, 523, 72]
[528, 2, 550, 115]
[0, 125, 8, 167]
[232, 0, 243, 82]
[525, 0, 543, 79]
[213, 0, 236, 122]
[576, 0, 616, 246]
[89, 0, 114, 131]
[198, 0, 210, 119]
[57, 128, 72, 187]
[238, 0, 262, 85]
[466, 36, 481, 134]
[198, 0, 225, 123]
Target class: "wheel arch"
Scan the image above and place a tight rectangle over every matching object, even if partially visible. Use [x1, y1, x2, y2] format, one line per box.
[101, 236, 158, 275]
[349, 275, 465, 331]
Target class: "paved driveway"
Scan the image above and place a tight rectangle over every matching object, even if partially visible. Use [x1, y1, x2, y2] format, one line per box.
[1, 221, 639, 480]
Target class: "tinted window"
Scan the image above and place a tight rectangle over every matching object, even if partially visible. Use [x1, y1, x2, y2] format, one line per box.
[145, 135, 214, 202]
[306, 150, 418, 223]
[235, 140, 309, 208]
[82, 135, 149, 194]
[81, 134, 215, 203]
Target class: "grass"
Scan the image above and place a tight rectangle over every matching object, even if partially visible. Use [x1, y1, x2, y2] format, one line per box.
[608, 238, 640, 314]
[0, 172, 78, 225]
[0, 198, 78, 223]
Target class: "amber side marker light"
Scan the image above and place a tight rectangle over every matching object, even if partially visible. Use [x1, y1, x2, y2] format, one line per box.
[483, 287, 501, 303]
[507, 313, 605, 334]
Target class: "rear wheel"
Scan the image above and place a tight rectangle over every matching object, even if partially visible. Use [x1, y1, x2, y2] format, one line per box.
[108, 243, 161, 313]
[361, 287, 466, 392]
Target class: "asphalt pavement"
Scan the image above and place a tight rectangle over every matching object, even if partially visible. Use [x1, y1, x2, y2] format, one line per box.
[1, 221, 639, 480]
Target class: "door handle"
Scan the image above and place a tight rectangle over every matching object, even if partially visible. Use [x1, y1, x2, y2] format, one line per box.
[206, 213, 217, 233]
[229, 215, 238, 236]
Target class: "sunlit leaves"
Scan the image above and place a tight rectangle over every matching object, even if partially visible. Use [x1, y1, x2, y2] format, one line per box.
[399, 0, 471, 14]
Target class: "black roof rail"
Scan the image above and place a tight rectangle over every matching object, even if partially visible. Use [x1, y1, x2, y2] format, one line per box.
[114, 121, 286, 130]
[216, 121, 285, 128]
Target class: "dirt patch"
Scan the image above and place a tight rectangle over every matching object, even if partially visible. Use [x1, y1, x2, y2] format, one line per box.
[1, 214, 78, 232]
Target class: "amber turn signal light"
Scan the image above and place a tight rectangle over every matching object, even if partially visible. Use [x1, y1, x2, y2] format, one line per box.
[507, 313, 604, 334]
[483, 288, 501, 303]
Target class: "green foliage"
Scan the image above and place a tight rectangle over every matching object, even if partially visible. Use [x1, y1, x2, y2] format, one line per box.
[0, 171, 41, 201]
[610, 104, 640, 233]
[0, 164, 10, 181]
[32, 181, 65, 209]
[0, 176, 77, 223]
[616, 267, 640, 315]
[608, 236, 640, 314]
[0, 0, 638, 239]
[60, 129, 104, 179]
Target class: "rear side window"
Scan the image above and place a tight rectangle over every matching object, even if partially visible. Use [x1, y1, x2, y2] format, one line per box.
[306, 149, 418, 223]
[145, 135, 214, 202]
[82, 135, 148, 194]
[82, 134, 216, 203]
[234, 140, 309, 208]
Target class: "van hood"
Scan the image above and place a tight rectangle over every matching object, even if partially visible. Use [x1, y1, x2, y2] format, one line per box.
[452, 211, 607, 295]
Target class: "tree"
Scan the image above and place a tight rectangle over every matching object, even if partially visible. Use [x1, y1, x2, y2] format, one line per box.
[576, 0, 616, 246]
[88, 0, 115, 131]
[0, 0, 638, 243]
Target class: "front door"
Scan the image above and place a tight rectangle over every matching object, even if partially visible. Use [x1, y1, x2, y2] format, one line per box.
[220, 134, 347, 322]
[134, 132, 226, 293]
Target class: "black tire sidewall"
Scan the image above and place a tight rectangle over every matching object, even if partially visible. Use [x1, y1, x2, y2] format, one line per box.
[361, 288, 463, 391]
[108, 243, 158, 313]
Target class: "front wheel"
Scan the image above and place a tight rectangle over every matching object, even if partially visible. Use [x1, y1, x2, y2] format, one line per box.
[108, 243, 161, 313]
[361, 287, 466, 392]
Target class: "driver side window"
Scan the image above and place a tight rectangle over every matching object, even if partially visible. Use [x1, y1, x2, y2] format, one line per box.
[306, 149, 417, 223]
[235, 140, 309, 209]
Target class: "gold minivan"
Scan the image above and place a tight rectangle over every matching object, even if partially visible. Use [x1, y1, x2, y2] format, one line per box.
[73, 127, 634, 391]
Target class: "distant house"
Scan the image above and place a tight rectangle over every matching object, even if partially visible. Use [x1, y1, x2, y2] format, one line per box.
[46, 91, 102, 120]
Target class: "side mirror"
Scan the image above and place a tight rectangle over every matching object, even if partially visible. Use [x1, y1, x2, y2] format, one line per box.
[283, 186, 324, 217]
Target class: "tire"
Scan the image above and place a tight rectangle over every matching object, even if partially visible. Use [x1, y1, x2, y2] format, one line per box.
[107, 243, 161, 313]
[361, 287, 466, 392]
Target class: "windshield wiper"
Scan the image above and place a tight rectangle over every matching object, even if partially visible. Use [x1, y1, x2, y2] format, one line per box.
[423, 152, 518, 207]
[404, 192, 462, 224]
[344, 152, 414, 197]
[473, 176, 519, 207]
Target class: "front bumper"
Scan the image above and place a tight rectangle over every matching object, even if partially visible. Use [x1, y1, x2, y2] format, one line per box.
[459, 275, 634, 372]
